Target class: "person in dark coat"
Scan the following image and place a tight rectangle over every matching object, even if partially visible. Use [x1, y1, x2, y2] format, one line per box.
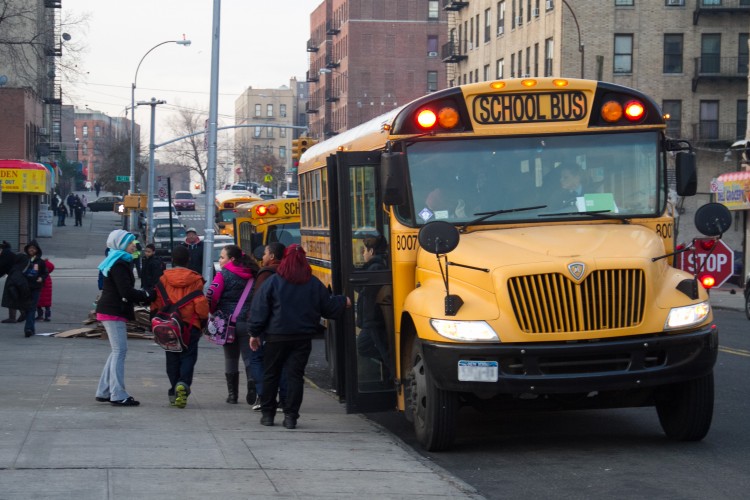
[57, 203, 68, 226]
[22, 240, 48, 337]
[95, 181, 101, 197]
[1, 253, 31, 324]
[1, 241, 22, 322]
[180, 228, 205, 275]
[95, 230, 152, 406]
[249, 244, 350, 429]
[73, 195, 84, 226]
[140, 243, 164, 290]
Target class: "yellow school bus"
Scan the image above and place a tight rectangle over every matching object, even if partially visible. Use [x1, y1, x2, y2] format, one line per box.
[234, 197, 301, 257]
[298, 78, 729, 451]
[213, 191, 261, 237]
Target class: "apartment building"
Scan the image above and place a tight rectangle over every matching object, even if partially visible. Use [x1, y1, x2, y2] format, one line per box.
[73, 108, 132, 185]
[305, 0, 449, 140]
[443, 0, 749, 253]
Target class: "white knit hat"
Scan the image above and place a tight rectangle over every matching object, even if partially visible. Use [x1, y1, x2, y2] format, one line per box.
[106, 229, 135, 251]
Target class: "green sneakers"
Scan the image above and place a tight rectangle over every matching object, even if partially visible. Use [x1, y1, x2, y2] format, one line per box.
[174, 382, 190, 409]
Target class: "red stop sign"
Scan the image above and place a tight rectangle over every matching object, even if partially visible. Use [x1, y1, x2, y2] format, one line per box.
[678, 239, 734, 287]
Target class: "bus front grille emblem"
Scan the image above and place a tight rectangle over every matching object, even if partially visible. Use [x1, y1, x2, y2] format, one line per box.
[568, 262, 585, 281]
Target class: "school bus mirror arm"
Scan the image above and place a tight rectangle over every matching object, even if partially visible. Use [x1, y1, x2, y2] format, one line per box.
[381, 151, 408, 206]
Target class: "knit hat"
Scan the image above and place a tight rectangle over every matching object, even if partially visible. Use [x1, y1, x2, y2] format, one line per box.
[106, 229, 135, 251]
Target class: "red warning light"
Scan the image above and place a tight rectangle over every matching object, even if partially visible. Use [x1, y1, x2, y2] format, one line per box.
[255, 205, 268, 216]
[624, 100, 645, 121]
[699, 274, 716, 289]
[416, 109, 437, 129]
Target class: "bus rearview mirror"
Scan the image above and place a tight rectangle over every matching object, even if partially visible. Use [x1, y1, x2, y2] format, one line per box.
[675, 151, 697, 196]
[381, 152, 408, 206]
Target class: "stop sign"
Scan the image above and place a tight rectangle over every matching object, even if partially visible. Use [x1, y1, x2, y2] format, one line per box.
[678, 239, 734, 287]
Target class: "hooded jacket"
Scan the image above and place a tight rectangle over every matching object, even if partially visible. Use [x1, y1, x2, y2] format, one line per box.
[206, 261, 255, 319]
[37, 260, 55, 308]
[150, 267, 209, 330]
[23, 240, 48, 291]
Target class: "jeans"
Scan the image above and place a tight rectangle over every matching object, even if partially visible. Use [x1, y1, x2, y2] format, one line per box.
[24, 289, 41, 334]
[166, 327, 201, 394]
[260, 338, 312, 419]
[96, 320, 130, 401]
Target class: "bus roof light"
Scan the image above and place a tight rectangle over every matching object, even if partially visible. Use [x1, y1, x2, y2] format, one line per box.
[437, 107, 460, 129]
[416, 109, 437, 129]
[601, 100, 623, 123]
[267, 204, 279, 215]
[553, 79, 569, 87]
[521, 79, 537, 87]
[624, 100, 645, 121]
[255, 205, 268, 216]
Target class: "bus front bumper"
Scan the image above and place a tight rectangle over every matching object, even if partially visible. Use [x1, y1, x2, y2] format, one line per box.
[421, 326, 718, 394]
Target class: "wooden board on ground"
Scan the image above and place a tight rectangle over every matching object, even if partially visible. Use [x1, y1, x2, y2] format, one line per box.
[56, 328, 97, 338]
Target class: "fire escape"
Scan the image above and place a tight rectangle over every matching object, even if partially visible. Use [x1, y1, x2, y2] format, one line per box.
[441, 1, 469, 87]
[43, 0, 63, 160]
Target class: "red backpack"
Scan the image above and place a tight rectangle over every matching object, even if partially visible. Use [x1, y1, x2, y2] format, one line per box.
[151, 282, 203, 352]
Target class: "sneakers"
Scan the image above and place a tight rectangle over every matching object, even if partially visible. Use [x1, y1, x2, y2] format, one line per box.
[252, 395, 262, 411]
[110, 396, 140, 406]
[168, 393, 176, 406]
[95, 396, 110, 403]
[174, 382, 189, 409]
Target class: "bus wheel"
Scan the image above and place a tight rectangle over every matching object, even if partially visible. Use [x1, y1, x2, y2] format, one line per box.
[407, 339, 458, 451]
[655, 372, 714, 441]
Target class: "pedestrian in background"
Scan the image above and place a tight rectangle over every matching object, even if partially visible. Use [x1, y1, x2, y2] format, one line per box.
[56, 203, 68, 226]
[205, 244, 258, 405]
[73, 196, 84, 226]
[36, 259, 54, 322]
[1, 253, 31, 324]
[150, 245, 208, 408]
[140, 243, 164, 290]
[22, 240, 48, 337]
[181, 228, 204, 275]
[95, 230, 152, 406]
[131, 238, 143, 279]
[0, 241, 15, 321]
[81, 194, 88, 216]
[95, 181, 101, 198]
[249, 244, 350, 429]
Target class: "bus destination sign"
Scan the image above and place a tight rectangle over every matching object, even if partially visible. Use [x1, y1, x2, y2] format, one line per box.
[472, 91, 587, 125]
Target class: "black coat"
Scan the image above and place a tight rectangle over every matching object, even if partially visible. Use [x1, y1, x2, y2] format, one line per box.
[140, 255, 164, 290]
[2, 254, 32, 310]
[181, 240, 204, 275]
[0, 247, 14, 278]
[95, 259, 151, 320]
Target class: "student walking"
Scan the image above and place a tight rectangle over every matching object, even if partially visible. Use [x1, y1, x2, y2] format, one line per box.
[36, 259, 54, 322]
[150, 246, 208, 408]
[140, 243, 164, 290]
[22, 240, 48, 337]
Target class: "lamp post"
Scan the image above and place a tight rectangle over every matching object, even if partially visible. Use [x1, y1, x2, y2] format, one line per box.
[561, 0, 584, 79]
[138, 98, 167, 238]
[129, 38, 191, 231]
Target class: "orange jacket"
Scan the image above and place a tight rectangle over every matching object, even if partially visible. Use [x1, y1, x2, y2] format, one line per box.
[150, 267, 209, 330]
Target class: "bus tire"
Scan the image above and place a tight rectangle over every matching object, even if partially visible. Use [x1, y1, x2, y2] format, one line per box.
[655, 372, 714, 441]
[407, 339, 458, 451]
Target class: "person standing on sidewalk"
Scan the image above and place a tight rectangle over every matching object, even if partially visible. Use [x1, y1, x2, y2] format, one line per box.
[140, 243, 164, 290]
[36, 259, 54, 322]
[56, 203, 68, 226]
[205, 245, 258, 405]
[95, 230, 153, 407]
[248, 244, 350, 430]
[181, 228, 205, 275]
[150, 246, 208, 408]
[73, 196, 84, 227]
[1, 253, 31, 324]
[22, 240, 48, 337]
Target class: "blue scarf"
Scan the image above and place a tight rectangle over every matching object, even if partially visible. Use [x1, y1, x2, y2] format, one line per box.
[98, 231, 135, 277]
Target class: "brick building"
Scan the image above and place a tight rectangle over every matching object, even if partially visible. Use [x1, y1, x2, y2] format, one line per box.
[73, 108, 132, 187]
[305, 0, 449, 140]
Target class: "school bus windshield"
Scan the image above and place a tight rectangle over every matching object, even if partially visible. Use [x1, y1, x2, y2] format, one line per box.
[403, 130, 664, 226]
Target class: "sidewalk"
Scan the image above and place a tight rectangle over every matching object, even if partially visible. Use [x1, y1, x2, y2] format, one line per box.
[0, 198, 481, 499]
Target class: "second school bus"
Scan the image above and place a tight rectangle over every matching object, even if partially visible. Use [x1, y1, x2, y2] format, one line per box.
[298, 78, 729, 451]
[213, 191, 260, 237]
[234, 197, 301, 257]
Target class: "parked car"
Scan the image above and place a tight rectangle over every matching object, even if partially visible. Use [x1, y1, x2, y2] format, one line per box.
[282, 190, 299, 198]
[151, 224, 187, 257]
[211, 235, 235, 274]
[173, 191, 196, 211]
[86, 195, 123, 212]
[139, 201, 181, 229]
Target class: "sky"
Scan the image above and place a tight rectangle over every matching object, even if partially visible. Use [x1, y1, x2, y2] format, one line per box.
[63, 0, 317, 148]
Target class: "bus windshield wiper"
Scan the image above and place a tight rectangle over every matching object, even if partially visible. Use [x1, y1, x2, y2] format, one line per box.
[461, 205, 547, 232]
[538, 210, 630, 224]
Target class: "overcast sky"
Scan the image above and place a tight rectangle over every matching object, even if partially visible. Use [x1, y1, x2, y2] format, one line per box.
[63, 0, 316, 146]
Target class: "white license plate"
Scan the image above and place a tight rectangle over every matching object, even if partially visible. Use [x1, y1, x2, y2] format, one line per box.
[458, 360, 498, 382]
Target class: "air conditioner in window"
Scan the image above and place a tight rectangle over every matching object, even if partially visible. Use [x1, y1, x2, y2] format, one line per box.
[497, 25, 504, 35]
[428, 51, 438, 57]
[515, 16, 523, 25]
[546, 0, 554, 10]
[666, 0, 684, 5]
[533, 8, 540, 17]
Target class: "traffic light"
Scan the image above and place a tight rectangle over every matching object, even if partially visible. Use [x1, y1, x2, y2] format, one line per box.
[292, 136, 315, 161]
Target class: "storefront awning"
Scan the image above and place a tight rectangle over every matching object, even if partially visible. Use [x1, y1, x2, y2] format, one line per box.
[0, 159, 51, 194]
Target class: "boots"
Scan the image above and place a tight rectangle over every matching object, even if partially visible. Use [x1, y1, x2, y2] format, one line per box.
[225, 372, 239, 404]
[246, 380, 257, 406]
[1, 309, 17, 323]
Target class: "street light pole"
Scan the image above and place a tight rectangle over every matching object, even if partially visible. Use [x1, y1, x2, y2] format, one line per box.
[138, 98, 167, 239]
[129, 38, 191, 231]
[561, 0, 584, 79]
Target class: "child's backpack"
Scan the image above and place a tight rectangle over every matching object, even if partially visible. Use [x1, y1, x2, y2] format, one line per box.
[151, 282, 204, 352]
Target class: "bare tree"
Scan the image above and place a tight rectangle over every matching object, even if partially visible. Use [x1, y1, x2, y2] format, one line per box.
[234, 133, 283, 192]
[163, 106, 210, 188]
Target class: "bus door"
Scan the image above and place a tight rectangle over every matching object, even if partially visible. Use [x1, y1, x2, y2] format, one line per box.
[332, 151, 397, 413]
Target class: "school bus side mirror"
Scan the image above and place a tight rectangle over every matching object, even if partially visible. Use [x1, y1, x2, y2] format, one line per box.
[381, 151, 408, 206]
[675, 151, 697, 196]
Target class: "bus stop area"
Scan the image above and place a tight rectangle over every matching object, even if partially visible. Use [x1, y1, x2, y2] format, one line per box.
[0, 205, 480, 499]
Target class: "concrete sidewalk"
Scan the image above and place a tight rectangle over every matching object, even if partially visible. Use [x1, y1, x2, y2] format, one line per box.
[0, 198, 481, 499]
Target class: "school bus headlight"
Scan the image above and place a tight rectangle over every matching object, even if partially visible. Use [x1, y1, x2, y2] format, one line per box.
[665, 301, 710, 330]
[430, 319, 498, 341]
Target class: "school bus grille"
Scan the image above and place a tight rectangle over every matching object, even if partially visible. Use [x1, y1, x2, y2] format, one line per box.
[508, 269, 646, 333]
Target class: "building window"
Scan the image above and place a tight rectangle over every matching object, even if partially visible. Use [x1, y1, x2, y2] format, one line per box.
[614, 34, 633, 73]
[280, 146, 286, 159]
[428, 35, 438, 56]
[662, 100, 682, 137]
[254, 104, 261, 116]
[545, 38, 554, 76]
[663, 34, 683, 73]
[527, 0, 532, 21]
[254, 126, 262, 138]
[280, 128, 287, 138]
[428, 0, 439, 19]
[427, 71, 438, 92]
[484, 9, 491, 43]
[517, 50, 523, 77]
[484, 64, 491, 81]
[525, 47, 531, 76]
[737, 100, 747, 140]
[496, 58, 504, 78]
[266, 104, 273, 117]
[739, 33, 748, 74]
[702, 0, 721, 5]
[615, 0, 634, 5]
[700, 34, 721, 73]
[254, 145, 261, 156]
[94, 125, 101, 137]
[82, 125, 88, 138]
[82, 143, 88, 155]
[511, 53, 516, 77]
[266, 127, 274, 138]
[280, 104, 287, 117]
[665, 0, 684, 5]
[534, 42, 539, 76]
[699, 100, 719, 140]
[497, 1, 505, 35]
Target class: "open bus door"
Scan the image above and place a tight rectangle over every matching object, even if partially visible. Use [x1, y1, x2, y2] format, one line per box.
[329, 151, 397, 413]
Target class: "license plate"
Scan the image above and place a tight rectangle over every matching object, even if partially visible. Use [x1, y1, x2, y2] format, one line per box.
[458, 360, 498, 382]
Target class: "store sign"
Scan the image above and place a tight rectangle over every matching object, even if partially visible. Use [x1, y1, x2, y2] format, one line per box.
[0, 161, 49, 194]
[711, 172, 750, 211]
